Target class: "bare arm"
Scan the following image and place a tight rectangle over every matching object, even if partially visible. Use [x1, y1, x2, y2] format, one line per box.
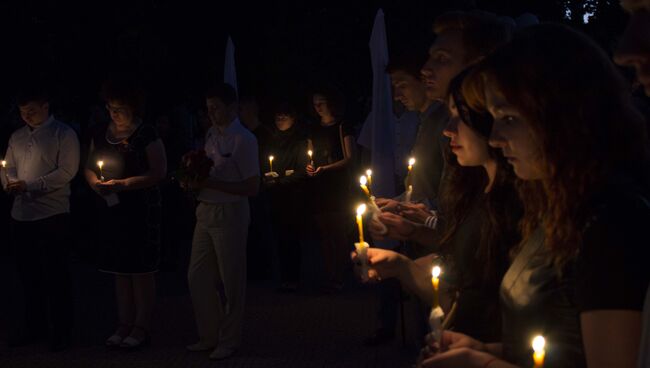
[319, 135, 355, 171]
[581, 310, 642, 368]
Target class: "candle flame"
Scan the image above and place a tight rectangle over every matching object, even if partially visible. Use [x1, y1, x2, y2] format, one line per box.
[269, 156, 274, 161]
[359, 175, 367, 186]
[408, 185, 413, 192]
[307, 150, 313, 157]
[1, 160, 6, 167]
[432, 266, 441, 278]
[532, 335, 545, 352]
[366, 169, 372, 177]
[408, 157, 415, 166]
[97, 160, 104, 169]
[356, 204, 367, 216]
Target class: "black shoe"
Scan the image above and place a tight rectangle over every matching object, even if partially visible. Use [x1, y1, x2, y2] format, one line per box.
[363, 328, 395, 346]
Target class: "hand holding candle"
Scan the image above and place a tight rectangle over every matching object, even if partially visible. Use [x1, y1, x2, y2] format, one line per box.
[532, 335, 545, 368]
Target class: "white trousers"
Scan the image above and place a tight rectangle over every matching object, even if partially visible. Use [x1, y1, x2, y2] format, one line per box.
[188, 200, 249, 348]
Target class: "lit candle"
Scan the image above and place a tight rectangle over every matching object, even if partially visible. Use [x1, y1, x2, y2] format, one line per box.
[408, 157, 415, 173]
[356, 204, 367, 244]
[1, 160, 8, 184]
[365, 169, 372, 187]
[307, 150, 314, 166]
[532, 335, 545, 368]
[97, 160, 105, 182]
[269, 155, 274, 173]
[359, 175, 371, 198]
[432, 265, 441, 308]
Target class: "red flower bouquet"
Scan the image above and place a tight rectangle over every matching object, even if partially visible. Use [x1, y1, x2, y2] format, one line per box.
[177, 149, 214, 188]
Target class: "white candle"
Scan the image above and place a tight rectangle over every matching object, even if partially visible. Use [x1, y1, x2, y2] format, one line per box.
[1, 160, 8, 184]
[269, 155, 274, 173]
[307, 150, 313, 166]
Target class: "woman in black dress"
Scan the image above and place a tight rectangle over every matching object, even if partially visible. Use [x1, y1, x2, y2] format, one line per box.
[84, 78, 167, 349]
[421, 24, 650, 368]
[306, 86, 356, 291]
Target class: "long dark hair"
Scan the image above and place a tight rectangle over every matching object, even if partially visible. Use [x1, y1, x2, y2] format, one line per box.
[468, 24, 648, 266]
[437, 70, 521, 286]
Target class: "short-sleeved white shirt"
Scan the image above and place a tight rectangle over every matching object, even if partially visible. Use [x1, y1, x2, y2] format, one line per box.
[198, 118, 259, 204]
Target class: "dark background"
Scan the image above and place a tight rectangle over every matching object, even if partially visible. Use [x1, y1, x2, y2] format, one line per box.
[0, 0, 629, 125]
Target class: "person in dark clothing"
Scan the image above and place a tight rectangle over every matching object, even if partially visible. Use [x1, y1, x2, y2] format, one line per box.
[424, 24, 650, 368]
[262, 103, 309, 291]
[306, 86, 356, 292]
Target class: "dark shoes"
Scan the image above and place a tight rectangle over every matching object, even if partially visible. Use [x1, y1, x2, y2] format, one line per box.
[363, 328, 395, 346]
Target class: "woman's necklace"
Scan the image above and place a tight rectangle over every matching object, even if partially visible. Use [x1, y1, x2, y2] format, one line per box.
[106, 120, 140, 145]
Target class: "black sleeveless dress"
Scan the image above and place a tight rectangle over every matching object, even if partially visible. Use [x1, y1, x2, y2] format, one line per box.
[88, 122, 162, 274]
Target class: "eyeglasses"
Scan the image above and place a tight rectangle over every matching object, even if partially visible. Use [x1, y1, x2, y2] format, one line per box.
[105, 104, 129, 115]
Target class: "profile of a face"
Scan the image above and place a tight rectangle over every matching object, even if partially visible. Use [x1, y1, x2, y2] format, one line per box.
[485, 87, 545, 180]
[19, 101, 50, 127]
[443, 96, 490, 167]
[421, 29, 468, 101]
[390, 70, 427, 112]
[312, 94, 331, 118]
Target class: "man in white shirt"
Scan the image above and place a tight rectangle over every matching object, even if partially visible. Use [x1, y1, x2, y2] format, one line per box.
[185, 83, 259, 360]
[3, 86, 80, 351]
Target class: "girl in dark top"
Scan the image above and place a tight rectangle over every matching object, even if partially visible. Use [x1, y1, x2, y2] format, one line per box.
[306, 86, 356, 291]
[423, 24, 650, 368]
[84, 77, 167, 350]
[262, 103, 309, 291]
[362, 70, 522, 343]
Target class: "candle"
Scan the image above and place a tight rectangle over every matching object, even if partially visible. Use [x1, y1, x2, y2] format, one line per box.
[365, 169, 372, 187]
[1, 160, 8, 184]
[307, 150, 314, 166]
[532, 335, 545, 368]
[269, 155, 274, 173]
[97, 160, 105, 182]
[405, 184, 413, 203]
[359, 175, 371, 198]
[408, 157, 415, 173]
[432, 265, 441, 308]
[356, 204, 367, 244]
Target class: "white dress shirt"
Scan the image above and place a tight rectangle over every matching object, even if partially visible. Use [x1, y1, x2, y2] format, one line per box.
[2, 116, 80, 221]
[198, 118, 259, 204]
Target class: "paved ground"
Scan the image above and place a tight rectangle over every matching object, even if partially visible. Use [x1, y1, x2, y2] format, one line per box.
[0, 238, 421, 368]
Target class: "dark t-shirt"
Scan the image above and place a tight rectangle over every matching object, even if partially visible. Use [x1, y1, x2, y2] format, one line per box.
[500, 177, 650, 367]
[307, 120, 354, 212]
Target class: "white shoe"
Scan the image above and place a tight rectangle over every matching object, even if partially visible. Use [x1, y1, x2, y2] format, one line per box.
[186, 342, 216, 352]
[209, 346, 237, 360]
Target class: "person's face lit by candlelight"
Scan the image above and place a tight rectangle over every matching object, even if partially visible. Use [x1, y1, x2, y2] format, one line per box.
[312, 94, 332, 120]
[19, 101, 50, 128]
[106, 101, 135, 126]
[443, 95, 490, 167]
[390, 70, 428, 112]
[274, 113, 295, 131]
[421, 29, 468, 101]
[486, 87, 545, 180]
[615, 1, 650, 96]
